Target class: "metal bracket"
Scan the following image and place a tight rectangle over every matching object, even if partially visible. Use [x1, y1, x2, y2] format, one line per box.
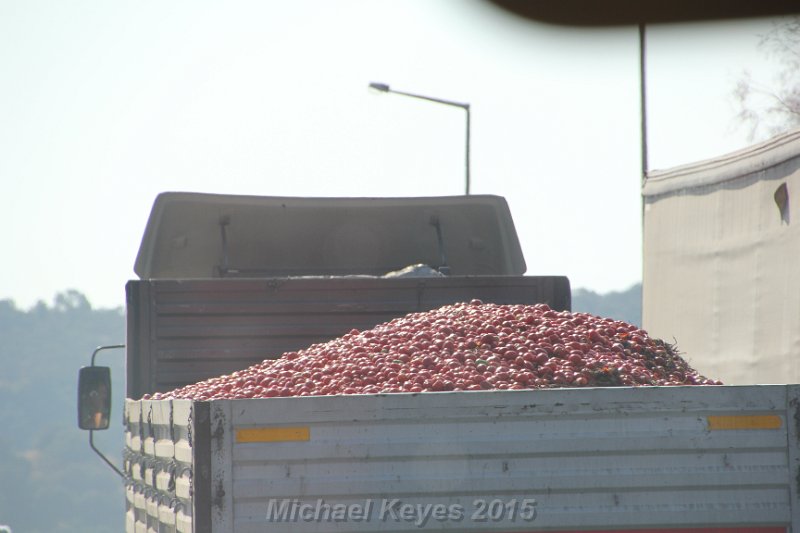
[217, 215, 231, 277]
[429, 215, 451, 275]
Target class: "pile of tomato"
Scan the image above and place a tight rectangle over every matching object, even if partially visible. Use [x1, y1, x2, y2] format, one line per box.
[145, 301, 719, 400]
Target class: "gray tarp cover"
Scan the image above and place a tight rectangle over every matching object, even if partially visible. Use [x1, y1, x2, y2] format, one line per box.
[643, 128, 800, 384]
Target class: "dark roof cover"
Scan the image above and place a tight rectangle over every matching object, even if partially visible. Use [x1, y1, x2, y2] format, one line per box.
[486, 0, 798, 26]
[134, 192, 527, 279]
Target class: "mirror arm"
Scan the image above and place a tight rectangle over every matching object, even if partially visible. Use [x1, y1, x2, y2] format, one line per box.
[91, 344, 125, 366]
[87, 344, 126, 478]
[90, 430, 126, 479]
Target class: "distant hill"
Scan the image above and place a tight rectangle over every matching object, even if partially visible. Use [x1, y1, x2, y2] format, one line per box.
[571, 283, 642, 327]
[0, 285, 642, 531]
[0, 291, 125, 533]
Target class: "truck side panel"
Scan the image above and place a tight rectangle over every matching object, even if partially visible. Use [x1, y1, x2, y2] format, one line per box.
[127, 385, 800, 532]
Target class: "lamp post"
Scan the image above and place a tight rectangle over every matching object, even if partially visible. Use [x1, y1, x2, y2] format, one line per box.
[369, 82, 471, 195]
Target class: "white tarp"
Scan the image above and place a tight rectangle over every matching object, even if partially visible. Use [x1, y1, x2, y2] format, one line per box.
[643, 128, 800, 385]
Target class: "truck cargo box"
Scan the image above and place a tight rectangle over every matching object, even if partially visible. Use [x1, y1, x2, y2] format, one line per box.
[124, 384, 800, 532]
[125, 193, 571, 398]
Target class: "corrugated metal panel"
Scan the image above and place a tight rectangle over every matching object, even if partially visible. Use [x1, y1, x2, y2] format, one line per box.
[122, 386, 800, 531]
[151, 385, 798, 532]
[126, 276, 570, 398]
[220, 388, 792, 532]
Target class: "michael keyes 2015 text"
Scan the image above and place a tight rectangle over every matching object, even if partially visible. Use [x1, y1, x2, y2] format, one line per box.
[266, 497, 538, 527]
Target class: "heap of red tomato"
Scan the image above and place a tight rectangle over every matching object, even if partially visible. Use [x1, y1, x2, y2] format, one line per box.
[145, 301, 719, 400]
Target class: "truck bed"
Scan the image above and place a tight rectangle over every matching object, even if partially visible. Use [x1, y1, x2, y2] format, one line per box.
[124, 384, 800, 532]
[125, 276, 570, 398]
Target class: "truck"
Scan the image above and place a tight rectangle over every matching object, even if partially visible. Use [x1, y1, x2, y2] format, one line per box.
[79, 191, 800, 532]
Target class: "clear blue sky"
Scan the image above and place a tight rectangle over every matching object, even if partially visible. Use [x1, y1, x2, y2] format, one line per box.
[0, 1, 784, 309]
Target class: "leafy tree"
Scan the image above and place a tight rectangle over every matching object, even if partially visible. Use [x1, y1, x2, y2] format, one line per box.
[54, 289, 91, 313]
[0, 292, 125, 533]
[734, 17, 800, 140]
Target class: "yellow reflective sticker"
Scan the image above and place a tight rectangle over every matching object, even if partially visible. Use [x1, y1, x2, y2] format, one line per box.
[236, 426, 310, 443]
[707, 415, 782, 430]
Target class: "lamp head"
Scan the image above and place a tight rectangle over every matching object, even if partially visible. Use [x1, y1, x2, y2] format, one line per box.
[368, 82, 390, 92]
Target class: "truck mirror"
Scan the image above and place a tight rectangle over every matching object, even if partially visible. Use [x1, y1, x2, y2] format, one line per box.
[78, 366, 111, 430]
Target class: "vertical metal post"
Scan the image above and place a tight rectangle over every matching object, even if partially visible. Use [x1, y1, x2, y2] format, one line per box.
[639, 23, 649, 181]
[465, 104, 471, 195]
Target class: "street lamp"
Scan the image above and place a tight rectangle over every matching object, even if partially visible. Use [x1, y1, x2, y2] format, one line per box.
[369, 82, 471, 195]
